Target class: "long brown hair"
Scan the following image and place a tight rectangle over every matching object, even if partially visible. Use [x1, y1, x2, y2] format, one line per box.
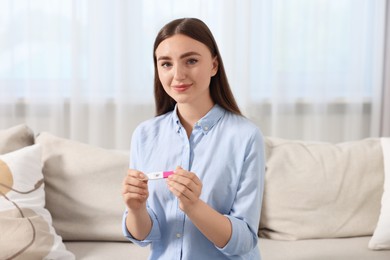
[153, 18, 242, 116]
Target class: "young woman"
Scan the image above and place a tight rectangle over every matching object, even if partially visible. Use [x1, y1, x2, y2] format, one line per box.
[122, 18, 265, 259]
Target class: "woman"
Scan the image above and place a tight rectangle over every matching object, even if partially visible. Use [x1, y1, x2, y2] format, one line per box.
[122, 18, 265, 260]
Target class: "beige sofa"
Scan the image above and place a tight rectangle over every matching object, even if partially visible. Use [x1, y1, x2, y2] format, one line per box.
[1, 124, 389, 260]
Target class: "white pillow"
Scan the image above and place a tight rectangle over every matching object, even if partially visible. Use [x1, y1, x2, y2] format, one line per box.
[0, 144, 75, 259]
[369, 137, 390, 250]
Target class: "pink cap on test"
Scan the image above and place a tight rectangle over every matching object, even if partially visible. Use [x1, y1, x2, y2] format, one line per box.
[163, 171, 174, 178]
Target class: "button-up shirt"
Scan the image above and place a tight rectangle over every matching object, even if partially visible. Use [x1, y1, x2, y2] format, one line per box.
[123, 104, 265, 260]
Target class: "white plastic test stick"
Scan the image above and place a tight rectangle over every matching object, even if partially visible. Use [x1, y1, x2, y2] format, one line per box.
[145, 171, 174, 180]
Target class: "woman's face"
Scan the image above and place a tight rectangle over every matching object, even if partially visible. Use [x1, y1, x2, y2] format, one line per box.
[155, 34, 218, 107]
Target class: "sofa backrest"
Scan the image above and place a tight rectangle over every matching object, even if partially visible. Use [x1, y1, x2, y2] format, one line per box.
[2, 125, 386, 243]
[260, 137, 384, 240]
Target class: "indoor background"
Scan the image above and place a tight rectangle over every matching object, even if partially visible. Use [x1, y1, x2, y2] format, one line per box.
[0, 0, 389, 149]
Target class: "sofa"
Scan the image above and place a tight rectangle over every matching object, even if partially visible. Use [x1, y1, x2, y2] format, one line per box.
[1, 124, 389, 260]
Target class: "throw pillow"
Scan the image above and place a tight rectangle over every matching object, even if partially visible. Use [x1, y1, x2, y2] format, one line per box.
[369, 137, 390, 250]
[0, 124, 34, 154]
[0, 144, 75, 259]
[259, 137, 384, 240]
[36, 132, 129, 241]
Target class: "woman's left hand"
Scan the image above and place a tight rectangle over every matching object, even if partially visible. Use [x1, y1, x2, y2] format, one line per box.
[167, 166, 203, 213]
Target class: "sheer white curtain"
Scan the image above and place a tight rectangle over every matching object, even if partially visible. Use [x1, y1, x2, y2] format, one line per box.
[0, 0, 387, 149]
[381, 0, 390, 137]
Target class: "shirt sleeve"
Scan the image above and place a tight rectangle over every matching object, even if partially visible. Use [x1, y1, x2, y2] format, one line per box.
[217, 128, 265, 256]
[122, 207, 162, 246]
[122, 126, 162, 245]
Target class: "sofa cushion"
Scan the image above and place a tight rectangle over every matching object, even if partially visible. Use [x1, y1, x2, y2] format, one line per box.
[64, 237, 390, 260]
[65, 242, 150, 260]
[260, 236, 390, 260]
[36, 132, 129, 241]
[260, 137, 384, 240]
[0, 124, 34, 154]
[0, 144, 74, 259]
[369, 137, 390, 250]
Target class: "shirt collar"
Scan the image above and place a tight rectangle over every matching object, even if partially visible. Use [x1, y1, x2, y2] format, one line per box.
[172, 104, 225, 135]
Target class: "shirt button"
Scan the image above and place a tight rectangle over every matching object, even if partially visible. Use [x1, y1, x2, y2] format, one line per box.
[176, 233, 181, 238]
[204, 126, 209, 131]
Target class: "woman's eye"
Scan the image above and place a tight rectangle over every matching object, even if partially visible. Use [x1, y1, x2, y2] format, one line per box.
[161, 62, 172, 68]
[187, 59, 198, 65]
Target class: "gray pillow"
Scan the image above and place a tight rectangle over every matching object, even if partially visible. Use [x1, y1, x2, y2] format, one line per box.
[0, 124, 34, 154]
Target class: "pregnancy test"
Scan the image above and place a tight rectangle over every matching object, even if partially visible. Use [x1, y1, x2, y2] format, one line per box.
[145, 171, 174, 180]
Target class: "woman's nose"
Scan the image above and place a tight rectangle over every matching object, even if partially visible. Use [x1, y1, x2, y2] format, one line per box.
[173, 65, 186, 80]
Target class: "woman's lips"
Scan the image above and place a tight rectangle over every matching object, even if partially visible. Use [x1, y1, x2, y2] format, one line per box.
[172, 84, 192, 92]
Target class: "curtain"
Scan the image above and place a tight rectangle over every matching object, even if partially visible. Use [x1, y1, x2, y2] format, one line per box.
[0, 0, 387, 149]
[381, 0, 390, 137]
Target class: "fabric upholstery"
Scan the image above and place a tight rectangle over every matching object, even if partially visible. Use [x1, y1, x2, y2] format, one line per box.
[0, 144, 74, 259]
[0, 124, 34, 154]
[260, 137, 384, 240]
[36, 132, 129, 241]
[369, 137, 390, 249]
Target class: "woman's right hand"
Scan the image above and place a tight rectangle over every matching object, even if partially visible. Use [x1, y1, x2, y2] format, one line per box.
[122, 169, 149, 211]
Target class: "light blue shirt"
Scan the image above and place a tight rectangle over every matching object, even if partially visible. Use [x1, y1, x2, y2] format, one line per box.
[122, 104, 265, 260]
